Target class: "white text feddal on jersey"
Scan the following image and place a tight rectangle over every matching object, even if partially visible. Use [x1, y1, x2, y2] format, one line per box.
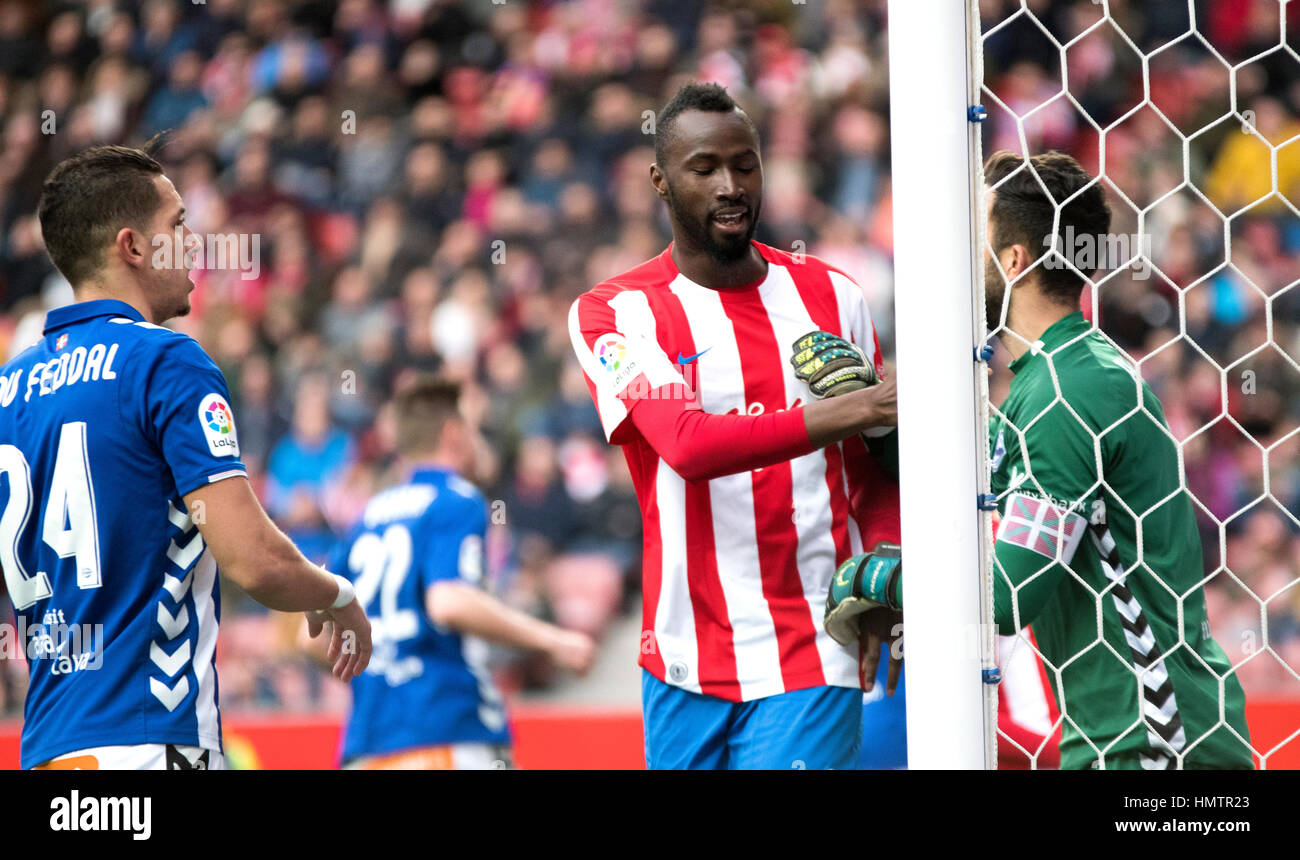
[0, 341, 121, 407]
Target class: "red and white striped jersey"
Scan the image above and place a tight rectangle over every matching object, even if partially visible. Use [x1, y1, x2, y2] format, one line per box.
[568, 242, 898, 702]
[996, 630, 1063, 768]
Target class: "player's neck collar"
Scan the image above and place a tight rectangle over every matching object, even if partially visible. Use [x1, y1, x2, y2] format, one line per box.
[44, 298, 146, 333]
[1037, 311, 1088, 349]
[409, 462, 457, 481]
[1007, 311, 1088, 374]
[662, 241, 770, 291]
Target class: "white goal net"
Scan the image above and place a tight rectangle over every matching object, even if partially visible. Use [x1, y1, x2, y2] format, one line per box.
[971, 0, 1300, 769]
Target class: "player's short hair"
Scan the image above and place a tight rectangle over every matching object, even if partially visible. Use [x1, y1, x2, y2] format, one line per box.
[654, 82, 757, 166]
[38, 143, 167, 288]
[393, 376, 463, 457]
[984, 150, 1111, 306]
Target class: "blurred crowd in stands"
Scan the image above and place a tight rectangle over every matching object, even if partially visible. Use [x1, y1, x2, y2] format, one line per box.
[0, 0, 1297, 717]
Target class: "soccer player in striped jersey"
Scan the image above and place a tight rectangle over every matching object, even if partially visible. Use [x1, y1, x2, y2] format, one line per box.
[322, 378, 595, 769]
[569, 83, 900, 769]
[0, 145, 371, 770]
[826, 151, 1252, 770]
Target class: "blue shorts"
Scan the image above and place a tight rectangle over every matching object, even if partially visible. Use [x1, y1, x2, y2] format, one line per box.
[857, 642, 907, 769]
[641, 670, 862, 770]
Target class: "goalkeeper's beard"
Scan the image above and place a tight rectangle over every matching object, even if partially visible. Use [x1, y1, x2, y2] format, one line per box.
[984, 254, 1008, 332]
[665, 181, 761, 265]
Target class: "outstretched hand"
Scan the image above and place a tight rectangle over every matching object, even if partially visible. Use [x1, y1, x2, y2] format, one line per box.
[305, 599, 373, 681]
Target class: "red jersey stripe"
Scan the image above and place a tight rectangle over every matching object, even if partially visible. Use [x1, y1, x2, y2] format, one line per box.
[653, 281, 740, 697]
[684, 481, 740, 699]
[785, 262, 855, 565]
[716, 288, 825, 689]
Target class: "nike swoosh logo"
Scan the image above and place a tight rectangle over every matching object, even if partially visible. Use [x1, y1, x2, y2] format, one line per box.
[677, 348, 711, 364]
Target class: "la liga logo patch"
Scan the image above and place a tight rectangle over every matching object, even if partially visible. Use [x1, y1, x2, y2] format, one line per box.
[205, 399, 232, 433]
[198, 393, 240, 457]
[592, 332, 643, 396]
[597, 335, 627, 373]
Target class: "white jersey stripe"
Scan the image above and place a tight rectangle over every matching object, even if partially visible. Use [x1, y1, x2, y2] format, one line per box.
[167, 501, 191, 531]
[669, 275, 783, 696]
[758, 264, 860, 687]
[668, 276, 745, 415]
[708, 471, 784, 699]
[828, 268, 876, 558]
[652, 461, 702, 694]
[828, 270, 878, 364]
[189, 548, 221, 748]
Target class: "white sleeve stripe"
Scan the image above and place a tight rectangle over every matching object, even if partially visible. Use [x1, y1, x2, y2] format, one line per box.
[567, 298, 629, 442]
[608, 289, 683, 389]
[206, 469, 247, 483]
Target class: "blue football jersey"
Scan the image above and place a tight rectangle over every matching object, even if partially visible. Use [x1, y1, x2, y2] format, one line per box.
[332, 466, 510, 763]
[0, 300, 246, 768]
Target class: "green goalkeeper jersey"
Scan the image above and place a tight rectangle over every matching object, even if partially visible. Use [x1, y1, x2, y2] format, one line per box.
[988, 312, 1252, 770]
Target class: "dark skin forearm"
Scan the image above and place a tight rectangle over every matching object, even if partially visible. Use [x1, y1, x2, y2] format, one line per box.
[803, 376, 897, 449]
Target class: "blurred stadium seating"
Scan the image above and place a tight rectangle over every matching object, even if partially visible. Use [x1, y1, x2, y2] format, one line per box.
[0, 0, 1297, 764]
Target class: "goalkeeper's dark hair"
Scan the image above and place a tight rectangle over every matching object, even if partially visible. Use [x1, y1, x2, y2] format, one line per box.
[393, 375, 462, 457]
[984, 150, 1111, 307]
[654, 82, 757, 166]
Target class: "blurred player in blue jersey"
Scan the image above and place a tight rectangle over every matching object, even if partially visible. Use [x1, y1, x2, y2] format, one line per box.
[324, 377, 595, 769]
[0, 144, 371, 770]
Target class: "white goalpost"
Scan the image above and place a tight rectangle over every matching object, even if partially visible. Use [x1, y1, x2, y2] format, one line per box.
[887, 0, 997, 769]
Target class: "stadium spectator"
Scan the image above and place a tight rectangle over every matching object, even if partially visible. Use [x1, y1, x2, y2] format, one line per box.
[265, 373, 354, 562]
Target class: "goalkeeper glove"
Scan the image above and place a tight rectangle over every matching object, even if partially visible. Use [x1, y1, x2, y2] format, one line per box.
[790, 331, 879, 399]
[824, 542, 902, 646]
